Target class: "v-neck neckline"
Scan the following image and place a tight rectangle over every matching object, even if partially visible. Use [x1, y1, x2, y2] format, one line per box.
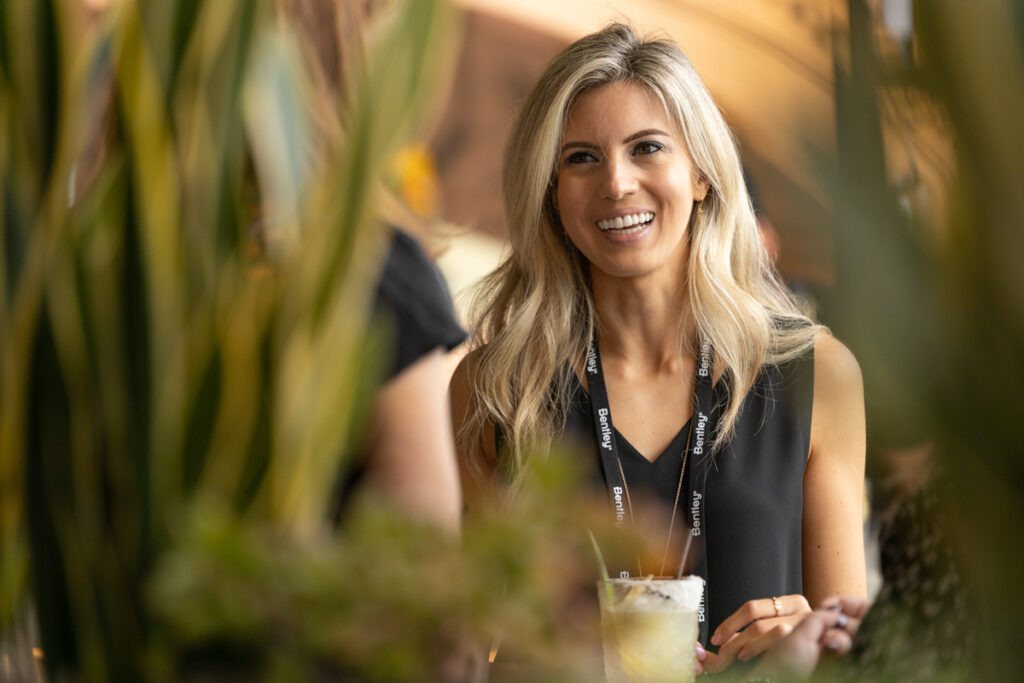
[615, 415, 692, 465]
[570, 370, 693, 464]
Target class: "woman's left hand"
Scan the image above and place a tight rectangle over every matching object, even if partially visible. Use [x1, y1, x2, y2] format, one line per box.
[699, 594, 812, 673]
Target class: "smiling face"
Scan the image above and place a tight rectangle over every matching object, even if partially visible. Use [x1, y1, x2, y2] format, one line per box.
[555, 80, 708, 285]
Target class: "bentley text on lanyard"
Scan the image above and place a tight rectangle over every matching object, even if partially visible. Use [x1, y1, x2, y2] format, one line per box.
[585, 331, 717, 642]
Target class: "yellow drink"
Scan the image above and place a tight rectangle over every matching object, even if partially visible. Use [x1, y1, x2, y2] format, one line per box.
[598, 577, 703, 683]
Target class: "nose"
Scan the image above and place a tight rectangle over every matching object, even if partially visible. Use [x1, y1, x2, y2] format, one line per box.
[600, 158, 638, 200]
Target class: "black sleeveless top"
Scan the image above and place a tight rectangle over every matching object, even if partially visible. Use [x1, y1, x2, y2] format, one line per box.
[374, 228, 467, 379]
[561, 353, 814, 638]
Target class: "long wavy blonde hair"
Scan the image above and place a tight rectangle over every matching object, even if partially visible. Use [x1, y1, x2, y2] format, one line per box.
[461, 23, 821, 485]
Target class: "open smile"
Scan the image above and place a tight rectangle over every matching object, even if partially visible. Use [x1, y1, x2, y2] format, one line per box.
[596, 212, 655, 235]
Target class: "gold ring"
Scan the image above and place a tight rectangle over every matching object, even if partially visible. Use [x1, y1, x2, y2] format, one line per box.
[771, 596, 782, 618]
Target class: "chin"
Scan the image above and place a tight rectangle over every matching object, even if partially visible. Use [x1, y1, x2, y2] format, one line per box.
[590, 260, 657, 280]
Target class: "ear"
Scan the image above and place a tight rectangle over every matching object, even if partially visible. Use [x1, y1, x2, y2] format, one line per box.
[693, 173, 710, 202]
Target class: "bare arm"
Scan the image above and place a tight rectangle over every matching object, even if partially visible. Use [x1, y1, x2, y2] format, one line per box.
[703, 334, 867, 674]
[802, 333, 868, 604]
[364, 348, 462, 534]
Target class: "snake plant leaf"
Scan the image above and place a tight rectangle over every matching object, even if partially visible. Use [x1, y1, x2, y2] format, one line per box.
[243, 27, 312, 256]
[0, 0, 60, 202]
[264, 0, 458, 534]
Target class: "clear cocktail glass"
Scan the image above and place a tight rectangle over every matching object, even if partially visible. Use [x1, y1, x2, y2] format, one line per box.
[597, 576, 704, 683]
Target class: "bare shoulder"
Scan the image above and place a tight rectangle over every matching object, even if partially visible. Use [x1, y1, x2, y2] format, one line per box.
[810, 332, 865, 455]
[813, 332, 863, 398]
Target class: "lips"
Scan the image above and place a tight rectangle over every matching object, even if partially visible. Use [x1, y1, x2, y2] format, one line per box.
[596, 211, 655, 233]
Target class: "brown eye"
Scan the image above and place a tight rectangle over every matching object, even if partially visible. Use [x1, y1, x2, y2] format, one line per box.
[566, 151, 598, 165]
[633, 141, 664, 156]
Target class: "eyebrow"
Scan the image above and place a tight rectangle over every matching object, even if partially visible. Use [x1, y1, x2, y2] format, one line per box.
[560, 128, 672, 155]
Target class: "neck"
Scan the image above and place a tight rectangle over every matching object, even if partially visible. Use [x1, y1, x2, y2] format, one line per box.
[590, 268, 693, 373]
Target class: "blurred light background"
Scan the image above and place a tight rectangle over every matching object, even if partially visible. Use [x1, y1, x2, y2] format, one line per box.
[432, 0, 949, 326]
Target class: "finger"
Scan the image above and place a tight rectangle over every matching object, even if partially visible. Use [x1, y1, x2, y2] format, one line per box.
[711, 594, 809, 646]
[820, 628, 855, 656]
[710, 598, 770, 645]
[719, 614, 799, 663]
[792, 611, 831, 638]
[819, 594, 842, 610]
[728, 609, 825, 664]
[821, 612, 862, 642]
[735, 621, 796, 662]
[756, 612, 831, 677]
[840, 614, 862, 637]
[814, 606, 864, 638]
[819, 594, 872, 619]
[808, 608, 856, 632]
[699, 650, 731, 675]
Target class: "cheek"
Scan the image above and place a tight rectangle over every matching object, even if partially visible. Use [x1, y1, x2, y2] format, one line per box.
[665, 168, 695, 198]
[555, 182, 582, 224]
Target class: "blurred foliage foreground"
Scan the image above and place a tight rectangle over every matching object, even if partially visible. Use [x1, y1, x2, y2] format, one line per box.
[0, 1, 622, 681]
[828, 0, 1024, 681]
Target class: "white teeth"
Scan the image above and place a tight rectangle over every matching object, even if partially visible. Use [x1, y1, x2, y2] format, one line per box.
[611, 223, 644, 235]
[597, 212, 653, 231]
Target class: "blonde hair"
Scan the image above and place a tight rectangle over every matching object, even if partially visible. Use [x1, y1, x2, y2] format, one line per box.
[462, 23, 821, 484]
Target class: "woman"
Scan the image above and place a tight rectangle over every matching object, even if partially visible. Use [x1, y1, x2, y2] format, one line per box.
[450, 23, 866, 672]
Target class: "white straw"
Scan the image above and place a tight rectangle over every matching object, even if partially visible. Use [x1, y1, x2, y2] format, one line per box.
[675, 532, 694, 580]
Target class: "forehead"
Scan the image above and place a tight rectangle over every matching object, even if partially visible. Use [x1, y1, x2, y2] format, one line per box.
[563, 81, 675, 139]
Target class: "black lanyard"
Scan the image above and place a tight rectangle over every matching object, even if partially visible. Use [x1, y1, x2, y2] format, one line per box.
[585, 330, 717, 643]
